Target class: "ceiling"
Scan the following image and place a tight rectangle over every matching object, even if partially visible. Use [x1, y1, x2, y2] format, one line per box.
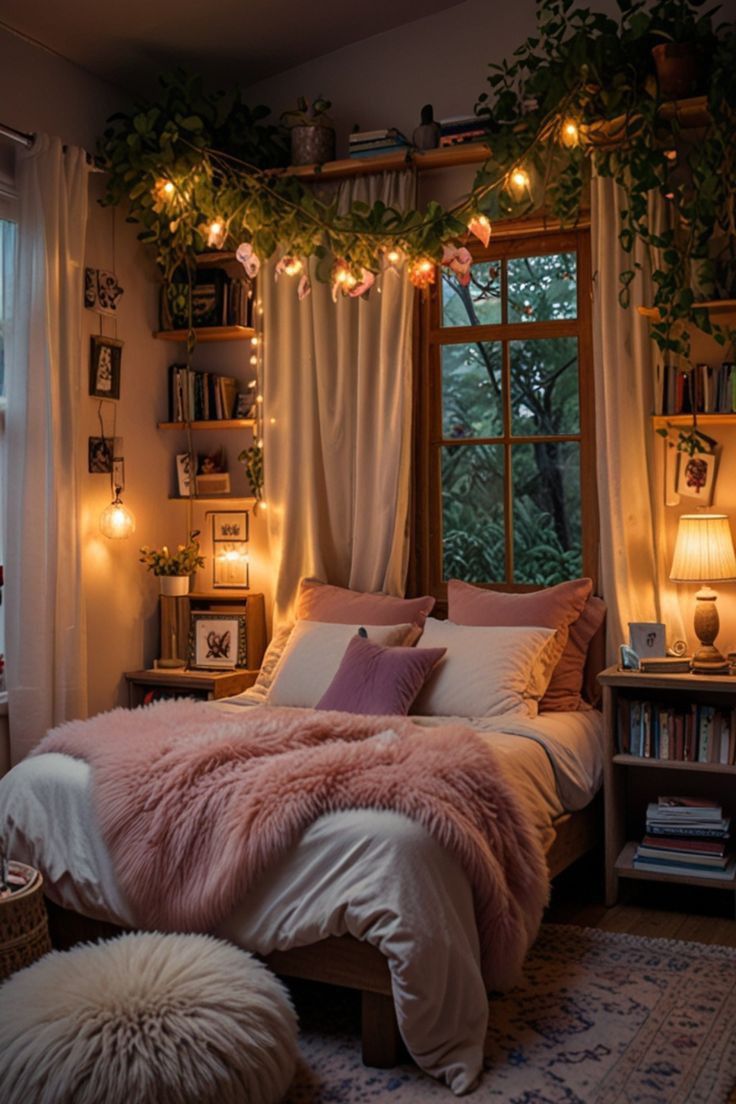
[0, 0, 463, 93]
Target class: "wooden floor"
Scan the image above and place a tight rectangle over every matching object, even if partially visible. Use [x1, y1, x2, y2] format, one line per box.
[546, 848, 736, 947]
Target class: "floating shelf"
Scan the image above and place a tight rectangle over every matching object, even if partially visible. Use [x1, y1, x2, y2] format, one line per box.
[615, 841, 736, 891]
[613, 754, 736, 776]
[168, 496, 257, 505]
[158, 419, 256, 431]
[284, 142, 492, 182]
[639, 299, 736, 320]
[154, 326, 255, 343]
[652, 414, 736, 428]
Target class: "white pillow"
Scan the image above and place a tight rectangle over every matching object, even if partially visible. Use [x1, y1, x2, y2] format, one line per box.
[412, 619, 556, 718]
[267, 620, 415, 708]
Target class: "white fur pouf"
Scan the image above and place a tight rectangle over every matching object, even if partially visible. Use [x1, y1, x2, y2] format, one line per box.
[0, 931, 298, 1104]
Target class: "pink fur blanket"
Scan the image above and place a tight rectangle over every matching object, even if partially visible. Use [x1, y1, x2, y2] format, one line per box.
[37, 700, 549, 988]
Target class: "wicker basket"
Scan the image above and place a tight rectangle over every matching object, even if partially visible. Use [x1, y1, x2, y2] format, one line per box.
[0, 862, 52, 980]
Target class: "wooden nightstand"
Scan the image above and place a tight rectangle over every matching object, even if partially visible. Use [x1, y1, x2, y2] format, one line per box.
[124, 667, 258, 708]
[599, 665, 736, 913]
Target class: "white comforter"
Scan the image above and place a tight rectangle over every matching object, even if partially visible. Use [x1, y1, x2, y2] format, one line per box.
[0, 705, 603, 1095]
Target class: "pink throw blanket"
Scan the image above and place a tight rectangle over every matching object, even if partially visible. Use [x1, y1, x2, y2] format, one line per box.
[37, 700, 549, 988]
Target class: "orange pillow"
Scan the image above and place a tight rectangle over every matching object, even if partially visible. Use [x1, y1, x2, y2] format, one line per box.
[447, 578, 594, 709]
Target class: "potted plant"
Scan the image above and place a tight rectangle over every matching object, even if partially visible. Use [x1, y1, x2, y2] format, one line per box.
[648, 0, 714, 99]
[281, 96, 335, 166]
[139, 531, 205, 596]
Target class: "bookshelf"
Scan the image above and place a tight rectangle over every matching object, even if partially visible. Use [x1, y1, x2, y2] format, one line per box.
[154, 325, 255, 343]
[158, 419, 256, 431]
[652, 414, 736, 429]
[599, 666, 736, 913]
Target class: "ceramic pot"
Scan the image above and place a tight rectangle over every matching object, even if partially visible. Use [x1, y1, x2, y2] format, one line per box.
[159, 574, 190, 597]
[290, 125, 336, 167]
[652, 43, 699, 100]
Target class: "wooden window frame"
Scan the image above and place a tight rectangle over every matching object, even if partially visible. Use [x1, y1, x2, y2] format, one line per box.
[411, 225, 598, 604]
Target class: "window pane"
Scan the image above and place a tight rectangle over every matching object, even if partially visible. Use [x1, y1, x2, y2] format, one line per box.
[442, 444, 506, 582]
[507, 252, 577, 323]
[510, 337, 579, 436]
[442, 342, 502, 439]
[512, 442, 582, 585]
[441, 261, 501, 327]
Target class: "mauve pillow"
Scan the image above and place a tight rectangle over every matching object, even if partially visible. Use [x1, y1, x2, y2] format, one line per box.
[447, 577, 593, 702]
[316, 635, 446, 716]
[296, 578, 435, 630]
[540, 595, 607, 712]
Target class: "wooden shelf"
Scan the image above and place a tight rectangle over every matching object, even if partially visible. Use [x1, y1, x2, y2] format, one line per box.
[651, 413, 736, 428]
[158, 419, 255, 430]
[284, 142, 492, 182]
[168, 496, 257, 505]
[613, 754, 736, 775]
[638, 299, 736, 320]
[615, 841, 736, 891]
[154, 325, 255, 343]
[599, 666, 736, 692]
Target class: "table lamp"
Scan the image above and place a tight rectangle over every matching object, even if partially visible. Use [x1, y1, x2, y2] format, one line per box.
[669, 513, 736, 675]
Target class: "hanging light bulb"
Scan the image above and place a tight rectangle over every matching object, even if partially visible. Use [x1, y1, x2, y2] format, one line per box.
[100, 489, 135, 539]
[560, 119, 580, 148]
[206, 219, 226, 248]
[508, 167, 531, 199]
[154, 178, 176, 204]
[408, 258, 436, 289]
[385, 247, 403, 266]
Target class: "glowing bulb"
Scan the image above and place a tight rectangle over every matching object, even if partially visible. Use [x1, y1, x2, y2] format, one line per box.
[408, 258, 436, 289]
[284, 258, 303, 276]
[99, 495, 135, 539]
[560, 119, 579, 148]
[248, 379, 257, 388]
[206, 219, 226, 248]
[259, 501, 268, 510]
[251, 335, 259, 346]
[467, 214, 491, 247]
[509, 167, 530, 197]
[269, 417, 276, 424]
[386, 248, 402, 265]
[250, 354, 258, 366]
[256, 394, 264, 404]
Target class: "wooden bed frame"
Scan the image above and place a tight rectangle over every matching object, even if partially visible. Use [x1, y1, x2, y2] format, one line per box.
[45, 796, 601, 1070]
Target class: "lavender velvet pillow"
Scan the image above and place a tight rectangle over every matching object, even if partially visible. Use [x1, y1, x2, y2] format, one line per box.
[316, 634, 446, 716]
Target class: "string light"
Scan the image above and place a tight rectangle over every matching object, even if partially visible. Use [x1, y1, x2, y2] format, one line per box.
[249, 354, 258, 366]
[206, 219, 226, 248]
[560, 119, 579, 148]
[408, 258, 435, 289]
[250, 335, 259, 346]
[385, 247, 403, 265]
[283, 257, 303, 276]
[508, 167, 530, 197]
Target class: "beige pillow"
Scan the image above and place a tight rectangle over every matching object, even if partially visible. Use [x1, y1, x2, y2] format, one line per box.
[267, 621, 416, 708]
[413, 619, 556, 718]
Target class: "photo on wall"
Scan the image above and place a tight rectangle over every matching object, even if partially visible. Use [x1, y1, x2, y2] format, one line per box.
[189, 612, 247, 669]
[88, 436, 123, 474]
[676, 450, 718, 505]
[89, 335, 123, 399]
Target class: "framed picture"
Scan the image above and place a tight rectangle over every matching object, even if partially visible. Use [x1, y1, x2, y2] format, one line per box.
[176, 452, 193, 498]
[191, 270, 226, 328]
[629, 621, 666, 660]
[213, 544, 250, 589]
[212, 512, 248, 542]
[189, 612, 247, 670]
[88, 435, 123, 474]
[676, 450, 717, 505]
[89, 335, 123, 399]
[234, 390, 256, 420]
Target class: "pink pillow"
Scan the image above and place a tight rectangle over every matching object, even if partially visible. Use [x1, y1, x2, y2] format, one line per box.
[565, 596, 607, 711]
[297, 578, 435, 629]
[316, 634, 446, 716]
[447, 577, 593, 707]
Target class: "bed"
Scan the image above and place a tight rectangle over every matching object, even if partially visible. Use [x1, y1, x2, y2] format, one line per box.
[0, 700, 604, 1096]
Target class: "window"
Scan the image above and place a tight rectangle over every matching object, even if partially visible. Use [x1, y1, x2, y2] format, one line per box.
[413, 228, 597, 599]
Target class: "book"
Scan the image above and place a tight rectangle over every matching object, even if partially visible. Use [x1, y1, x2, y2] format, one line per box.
[636, 846, 729, 868]
[641, 834, 727, 856]
[646, 822, 731, 839]
[633, 855, 736, 880]
[638, 656, 691, 673]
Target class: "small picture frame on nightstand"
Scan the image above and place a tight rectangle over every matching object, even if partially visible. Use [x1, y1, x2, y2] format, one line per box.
[628, 622, 666, 660]
[189, 612, 248, 670]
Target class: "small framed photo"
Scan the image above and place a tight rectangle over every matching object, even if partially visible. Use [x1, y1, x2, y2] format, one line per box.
[213, 544, 250, 589]
[191, 270, 226, 328]
[629, 621, 666, 660]
[176, 452, 193, 498]
[676, 450, 717, 505]
[234, 392, 256, 420]
[190, 612, 247, 670]
[89, 335, 123, 399]
[88, 436, 114, 474]
[212, 512, 249, 542]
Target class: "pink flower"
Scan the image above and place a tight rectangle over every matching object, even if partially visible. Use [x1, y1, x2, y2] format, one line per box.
[441, 244, 473, 286]
[468, 215, 491, 247]
[348, 270, 375, 298]
[236, 243, 260, 279]
[274, 255, 303, 281]
[297, 273, 311, 300]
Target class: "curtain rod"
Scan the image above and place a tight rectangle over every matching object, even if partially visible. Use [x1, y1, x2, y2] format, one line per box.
[0, 120, 105, 171]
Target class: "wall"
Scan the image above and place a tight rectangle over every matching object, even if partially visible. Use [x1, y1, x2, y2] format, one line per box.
[0, 26, 270, 734]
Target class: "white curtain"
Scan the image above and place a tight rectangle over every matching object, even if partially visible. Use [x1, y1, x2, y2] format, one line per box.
[263, 171, 416, 625]
[6, 135, 89, 763]
[591, 173, 686, 658]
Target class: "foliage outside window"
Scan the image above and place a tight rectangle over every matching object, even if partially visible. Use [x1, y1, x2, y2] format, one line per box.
[419, 230, 596, 593]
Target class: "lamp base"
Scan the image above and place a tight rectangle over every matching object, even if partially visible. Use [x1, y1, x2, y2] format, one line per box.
[690, 649, 730, 675]
[691, 588, 729, 674]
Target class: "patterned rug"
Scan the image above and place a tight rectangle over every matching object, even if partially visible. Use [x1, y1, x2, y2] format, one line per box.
[284, 924, 736, 1103]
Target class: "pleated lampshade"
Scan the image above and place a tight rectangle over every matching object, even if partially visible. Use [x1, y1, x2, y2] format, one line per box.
[670, 514, 736, 583]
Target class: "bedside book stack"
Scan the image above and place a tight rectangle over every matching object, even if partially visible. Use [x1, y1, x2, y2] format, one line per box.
[634, 797, 734, 880]
[617, 698, 736, 763]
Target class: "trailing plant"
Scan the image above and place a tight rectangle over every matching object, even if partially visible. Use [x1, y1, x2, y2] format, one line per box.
[139, 530, 205, 576]
[238, 443, 264, 501]
[99, 1, 736, 363]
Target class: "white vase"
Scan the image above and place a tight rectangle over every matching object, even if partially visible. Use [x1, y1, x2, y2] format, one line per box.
[159, 574, 190, 597]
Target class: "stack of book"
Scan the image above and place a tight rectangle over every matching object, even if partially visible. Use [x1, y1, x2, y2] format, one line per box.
[617, 698, 736, 764]
[168, 364, 241, 422]
[634, 797, 734, 880]
[348, 128, 409, 159]
[439, 114, 487, 146]
[655, 360, 735, 415]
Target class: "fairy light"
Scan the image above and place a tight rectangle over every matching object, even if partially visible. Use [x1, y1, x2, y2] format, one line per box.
[560, 119, 579, 148]
[509, 167, 530, 197]
[386, 247, 402, 265]
[250, 354, 258, 366]
[408, 258, 435, 289]
[283, 257, 303, 276]
[206, 218, 226, 248]
[251, 335, 259, 346]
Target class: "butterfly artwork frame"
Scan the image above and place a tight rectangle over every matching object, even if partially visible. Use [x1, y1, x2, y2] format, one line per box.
[189, 612, 248, 670]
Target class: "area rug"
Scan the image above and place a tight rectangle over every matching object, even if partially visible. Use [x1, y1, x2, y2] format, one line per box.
[284, 924, 736, 1103]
